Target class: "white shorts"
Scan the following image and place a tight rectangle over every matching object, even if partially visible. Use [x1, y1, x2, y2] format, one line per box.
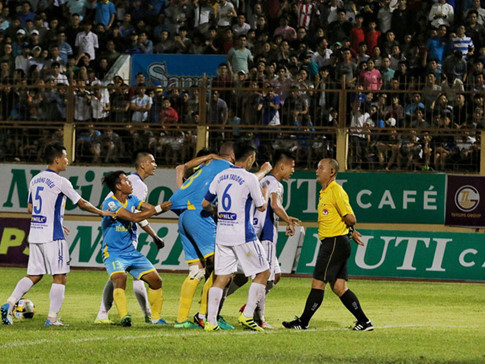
[27, 240, 70, 276]
[215, 240, 269, 277]
[261, 240, 280, 281]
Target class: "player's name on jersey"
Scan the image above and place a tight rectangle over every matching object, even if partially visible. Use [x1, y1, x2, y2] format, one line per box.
[217, 173, 246, 185]
[31, 176, 56, 188]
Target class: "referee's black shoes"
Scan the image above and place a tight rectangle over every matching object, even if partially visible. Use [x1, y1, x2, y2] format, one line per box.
[282, 316, 308, 330]
[352, 320, 374, 331]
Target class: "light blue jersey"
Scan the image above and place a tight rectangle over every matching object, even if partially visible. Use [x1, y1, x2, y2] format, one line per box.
[101, 194, 143, 258]
[170, 159, 232, 214]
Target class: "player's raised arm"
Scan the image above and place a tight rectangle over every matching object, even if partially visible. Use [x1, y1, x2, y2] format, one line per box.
[253, 161, 272, 181]
[176, 152, 220, 188]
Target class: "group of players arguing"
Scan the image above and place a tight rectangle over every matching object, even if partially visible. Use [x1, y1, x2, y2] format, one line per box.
[1, 141, 373, 332]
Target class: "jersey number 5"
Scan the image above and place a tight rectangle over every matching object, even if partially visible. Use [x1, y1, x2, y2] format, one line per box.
[33, 187, 44, 214]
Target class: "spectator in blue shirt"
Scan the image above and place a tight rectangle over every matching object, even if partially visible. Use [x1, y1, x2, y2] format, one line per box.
[94, 0, 116, 29]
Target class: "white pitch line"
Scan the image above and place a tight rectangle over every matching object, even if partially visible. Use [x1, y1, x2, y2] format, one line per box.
[0, 324, 482, 349]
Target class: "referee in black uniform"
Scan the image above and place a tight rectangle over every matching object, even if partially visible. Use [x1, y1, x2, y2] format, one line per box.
[283, 158, 373, 331]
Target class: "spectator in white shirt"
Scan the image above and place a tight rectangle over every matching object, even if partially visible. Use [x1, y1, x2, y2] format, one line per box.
[429, 0, 454, 29]
[130, 84, 153, 122]
[75, 22, 99, 60]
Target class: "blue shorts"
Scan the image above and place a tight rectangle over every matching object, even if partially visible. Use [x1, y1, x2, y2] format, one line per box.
[104, 249, 156, 280]
[178, 209, 216, 263]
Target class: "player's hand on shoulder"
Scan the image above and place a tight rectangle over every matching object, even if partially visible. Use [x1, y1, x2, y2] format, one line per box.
[153, 236, 165, 250]
[352, 230, 364, 246]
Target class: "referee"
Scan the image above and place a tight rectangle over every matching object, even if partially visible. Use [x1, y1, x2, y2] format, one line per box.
[283, 158, 373, 331]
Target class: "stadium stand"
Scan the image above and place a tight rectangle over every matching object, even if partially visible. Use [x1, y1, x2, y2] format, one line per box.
[0, 0, 482, 172]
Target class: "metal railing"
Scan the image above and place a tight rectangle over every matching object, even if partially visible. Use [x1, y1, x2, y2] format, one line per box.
[0, 80, 482, 174]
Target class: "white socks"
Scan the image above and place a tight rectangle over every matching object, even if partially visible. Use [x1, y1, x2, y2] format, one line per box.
[8, 277, 34, 311]
[243, 282, 266, 318]
[97, 278, 113, 320]
[207, 287, 223, 326]
[133, 279, 151, 317]
[48, 283, 65, 319]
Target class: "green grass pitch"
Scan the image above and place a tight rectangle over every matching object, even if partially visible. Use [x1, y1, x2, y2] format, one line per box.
[0, 268, 484, 363]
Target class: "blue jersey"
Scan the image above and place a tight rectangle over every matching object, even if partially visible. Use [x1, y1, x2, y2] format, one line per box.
[170, 159, 232, 214]
[101, 194, 143, 257]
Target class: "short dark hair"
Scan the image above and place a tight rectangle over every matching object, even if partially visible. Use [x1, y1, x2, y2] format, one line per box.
[218, 141, 234, 157]
[102, 170, 127, 193]
[44, 143, 66, 164]
[233, 141, 256, 161]
[134, 151, 152, 169]
[273, 149, 295, 166]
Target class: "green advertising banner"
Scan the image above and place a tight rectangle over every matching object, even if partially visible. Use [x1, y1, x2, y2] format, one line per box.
[281, 172, 446, 224]
[296, 228, 485, 282]
[0, 165, 445, 224]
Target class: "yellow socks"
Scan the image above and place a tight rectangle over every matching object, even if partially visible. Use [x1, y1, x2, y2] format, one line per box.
[113, 288, 128, 318]
[177, 276, 200, 322]
[199, 272, 214, 316]
[148, 287, 163, 320]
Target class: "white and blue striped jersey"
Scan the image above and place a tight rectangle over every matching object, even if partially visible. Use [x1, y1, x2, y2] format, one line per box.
[452, 35, 473, 57]
[253, 175, 283, 243]
[205, 166, 265, 246]
[28, 169, 82, 243]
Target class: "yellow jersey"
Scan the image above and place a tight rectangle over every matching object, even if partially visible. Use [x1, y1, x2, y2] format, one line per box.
[317, 180, 354, 239]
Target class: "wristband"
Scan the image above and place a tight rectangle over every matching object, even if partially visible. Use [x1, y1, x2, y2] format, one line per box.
[139, 219, 149, 227]
[347, 226, 355, 240]
[155, 205, 162, 213]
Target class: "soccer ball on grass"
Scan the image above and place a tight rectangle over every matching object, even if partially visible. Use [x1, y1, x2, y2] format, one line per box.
[14, 299, 35, 319]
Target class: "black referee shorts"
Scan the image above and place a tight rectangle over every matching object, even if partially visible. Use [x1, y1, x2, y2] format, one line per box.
[313, 235, 351, 283]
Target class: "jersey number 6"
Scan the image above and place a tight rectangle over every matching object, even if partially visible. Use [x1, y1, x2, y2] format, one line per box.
[222, 184, 232, 211]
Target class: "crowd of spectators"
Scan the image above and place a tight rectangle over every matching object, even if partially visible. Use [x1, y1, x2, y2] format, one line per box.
[0, 0, 482, 171]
